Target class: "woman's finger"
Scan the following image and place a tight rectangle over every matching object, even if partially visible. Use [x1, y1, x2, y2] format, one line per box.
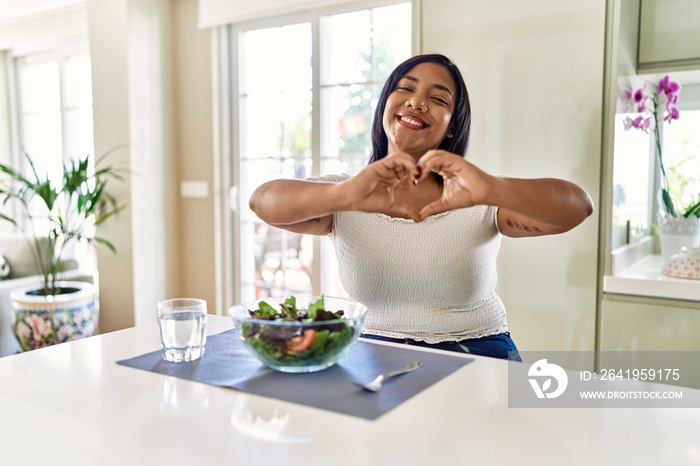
[415, 150, 458, 183]
[381, 155, 419, 183]
[417, 199, 449, 221]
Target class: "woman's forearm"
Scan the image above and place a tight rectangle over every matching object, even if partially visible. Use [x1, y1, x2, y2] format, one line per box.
[489, 177, 594, 232]
[249, 179, 347, 226]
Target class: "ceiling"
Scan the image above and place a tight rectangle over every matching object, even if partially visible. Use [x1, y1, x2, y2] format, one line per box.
[0, 0, 83, 23]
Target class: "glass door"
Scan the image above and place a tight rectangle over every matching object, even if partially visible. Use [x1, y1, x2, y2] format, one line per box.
[237, 23, 314, 300]
[234, 2, 412, 302]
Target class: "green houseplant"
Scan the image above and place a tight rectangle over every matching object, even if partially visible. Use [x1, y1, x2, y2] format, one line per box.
[0, 150, 125, 350]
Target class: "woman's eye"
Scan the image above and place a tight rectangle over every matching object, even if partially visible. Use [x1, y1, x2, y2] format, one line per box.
[397, 86, 412, 92]
[432, 97, 448, 105]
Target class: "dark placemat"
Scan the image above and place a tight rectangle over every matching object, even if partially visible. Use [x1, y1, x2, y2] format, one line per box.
[117, 329, 472, 420]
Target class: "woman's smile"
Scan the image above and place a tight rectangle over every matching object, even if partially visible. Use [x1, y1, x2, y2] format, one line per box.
[396, 114, 429, 130]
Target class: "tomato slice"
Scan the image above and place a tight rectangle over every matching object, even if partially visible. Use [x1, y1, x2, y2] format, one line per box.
[285, 329, 317, 354]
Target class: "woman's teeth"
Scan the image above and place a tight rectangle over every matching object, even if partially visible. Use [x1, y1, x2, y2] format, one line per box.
[400, 116, 426, 128]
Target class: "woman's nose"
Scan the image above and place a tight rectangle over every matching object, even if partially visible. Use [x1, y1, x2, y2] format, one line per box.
[405, 96, 427, 113]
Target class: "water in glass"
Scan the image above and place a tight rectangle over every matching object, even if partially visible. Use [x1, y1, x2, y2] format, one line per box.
[158, 310, 207, 362]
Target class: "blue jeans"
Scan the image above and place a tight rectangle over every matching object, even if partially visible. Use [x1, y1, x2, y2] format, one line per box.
[361, 332, 522, 362]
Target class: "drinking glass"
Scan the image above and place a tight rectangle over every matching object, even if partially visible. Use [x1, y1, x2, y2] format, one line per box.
[157, 298, 207, 362]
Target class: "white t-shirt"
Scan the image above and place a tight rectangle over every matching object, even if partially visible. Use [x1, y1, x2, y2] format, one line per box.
[318, 173, 508, 343]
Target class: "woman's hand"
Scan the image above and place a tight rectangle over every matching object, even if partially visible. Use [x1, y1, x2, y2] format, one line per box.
[341, 152, 421, 221]
[415, 150, 493, 220]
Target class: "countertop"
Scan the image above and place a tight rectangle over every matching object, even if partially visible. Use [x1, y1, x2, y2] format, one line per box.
[1, 315, 699, 465]
[604, 254, 700, 302]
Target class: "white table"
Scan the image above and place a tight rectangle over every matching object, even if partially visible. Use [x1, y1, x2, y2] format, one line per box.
[1, 315, 699, 466]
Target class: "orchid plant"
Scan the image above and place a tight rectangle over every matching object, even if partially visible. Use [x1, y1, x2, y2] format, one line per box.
[619, 75, 700, 218]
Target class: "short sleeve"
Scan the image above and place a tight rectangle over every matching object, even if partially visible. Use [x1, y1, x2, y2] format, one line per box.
[308, 173, 351, 183]
[306, 173, 351, 237]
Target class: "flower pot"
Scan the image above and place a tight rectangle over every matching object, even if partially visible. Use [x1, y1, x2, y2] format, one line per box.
[9, 281, 98, 352]
[657, 212, 700, 264]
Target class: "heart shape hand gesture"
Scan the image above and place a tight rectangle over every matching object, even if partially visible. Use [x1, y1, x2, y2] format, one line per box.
[341, 149, 493, 222]
[415, 149, 492, 220]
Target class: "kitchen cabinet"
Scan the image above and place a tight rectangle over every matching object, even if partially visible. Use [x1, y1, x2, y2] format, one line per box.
[638, 0, 700, 71]
[600, 295, 700, 351]
[599, 294, 700, 388]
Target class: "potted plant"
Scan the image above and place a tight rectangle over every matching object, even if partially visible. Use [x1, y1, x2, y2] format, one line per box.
[619, 75, 700, 260]
[0, 150, 125, 351]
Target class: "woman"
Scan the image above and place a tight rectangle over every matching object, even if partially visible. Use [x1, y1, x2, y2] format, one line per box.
[249, 54, 593, 360]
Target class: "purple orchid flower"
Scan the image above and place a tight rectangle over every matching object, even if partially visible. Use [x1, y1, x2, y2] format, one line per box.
[629, 115, 652, 132]
[632, 84, 648, 112]
[658, 75, 681, 97]
[664, 105, 680, 123]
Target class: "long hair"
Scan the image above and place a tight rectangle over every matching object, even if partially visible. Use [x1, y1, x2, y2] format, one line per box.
[368, 54, 471, 167]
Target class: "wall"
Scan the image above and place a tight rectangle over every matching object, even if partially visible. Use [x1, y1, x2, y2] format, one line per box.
[172, 0, 216, 313]
[88, 0, 216, 328]
[422, 0, 605, 369]
[86, 0, 190, 329]
[86, 0, 136, 331]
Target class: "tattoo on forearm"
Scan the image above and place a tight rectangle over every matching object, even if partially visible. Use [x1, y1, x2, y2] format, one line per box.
[505, 218, 542, 233]
[307, 217, 321, 224]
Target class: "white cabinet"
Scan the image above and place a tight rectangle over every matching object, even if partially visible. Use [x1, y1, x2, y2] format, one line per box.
[600, 295, 700, 388]
[600, 296, 700, 351]
[638, 0, 700, 70]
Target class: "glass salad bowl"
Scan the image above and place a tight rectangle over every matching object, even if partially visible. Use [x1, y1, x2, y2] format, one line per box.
[229, 296, 367, 373]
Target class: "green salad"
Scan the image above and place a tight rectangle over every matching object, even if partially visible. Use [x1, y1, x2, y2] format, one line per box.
[239, 296, 356, 367]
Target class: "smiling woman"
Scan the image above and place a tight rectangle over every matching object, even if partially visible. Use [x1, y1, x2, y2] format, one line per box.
[249, 53, 593, 361]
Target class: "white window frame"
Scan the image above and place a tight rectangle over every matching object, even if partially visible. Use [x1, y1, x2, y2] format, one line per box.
[6, 35, 93, 228]
[9, 34, 91, 161]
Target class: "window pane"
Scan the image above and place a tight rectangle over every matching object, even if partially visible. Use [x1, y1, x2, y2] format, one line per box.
[21, 113, 63, 182]
[65, 108, 94, 160]
[663, 109, 700, 216]
[321, 3, 412, 85]
[239, 23, 313, 301]
[321, 84, 373, 160]
[64, 55, 93, 108]
[241, 92, 312, 160]
[322, 10, 372, 85]
[235, 3, 412, 302]
[19, 61, 60, 113]
[19, 60, 62, 184]
[611, 114, 653, 249]
[14, 49, 94, 260]
[370, 2, 412, 82]
[320, 4, 412, 177]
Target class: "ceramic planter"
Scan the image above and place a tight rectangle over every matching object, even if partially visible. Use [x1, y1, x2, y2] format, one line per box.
[10, 281, 98, 352]
[657, 212, 700, 264]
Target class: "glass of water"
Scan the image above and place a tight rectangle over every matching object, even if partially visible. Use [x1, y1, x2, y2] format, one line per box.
[157, 298, 208, 362]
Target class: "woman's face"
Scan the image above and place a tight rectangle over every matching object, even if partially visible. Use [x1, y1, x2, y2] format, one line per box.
[382, 62, 456, 158]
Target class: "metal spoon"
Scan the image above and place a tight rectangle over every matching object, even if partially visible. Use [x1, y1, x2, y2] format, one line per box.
[354, 361, 423, 392]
